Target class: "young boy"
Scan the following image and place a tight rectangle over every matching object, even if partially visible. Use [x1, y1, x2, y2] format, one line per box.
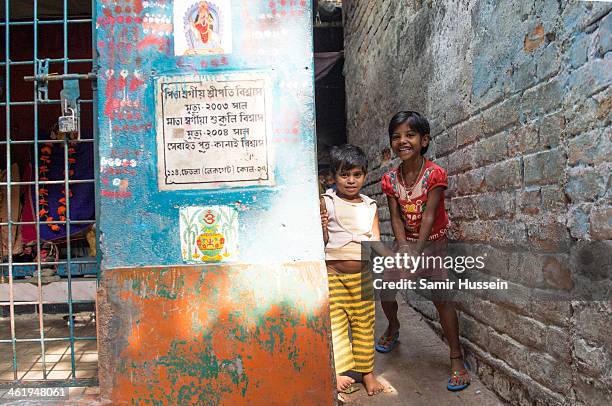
[320, 144, 385, 396]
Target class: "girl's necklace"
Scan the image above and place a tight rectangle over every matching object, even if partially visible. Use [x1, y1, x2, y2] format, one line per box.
[399, 157, 425, 200]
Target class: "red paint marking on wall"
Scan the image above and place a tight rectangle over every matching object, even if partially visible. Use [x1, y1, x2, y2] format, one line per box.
[137, 35, 170, 51]
[101, 190, 133, 198]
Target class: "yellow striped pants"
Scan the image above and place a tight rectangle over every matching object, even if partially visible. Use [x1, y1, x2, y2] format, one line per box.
[328, 269, 375, 374]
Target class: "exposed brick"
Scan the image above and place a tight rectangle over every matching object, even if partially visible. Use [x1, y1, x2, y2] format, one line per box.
[461, 296, 510, 335]
[527, 352, 572, 395]
[478, 245, 511, 281]
[512, 58, 537, 92]
[378, 205, 390, 222]
[568, 128, 611, 166]
[456, 168, 486, 196]
[541, 255, 573, 290]
[526, 215, 572, 252]
[565, 97, 600, 137]
[481, 96, 520, 136]
[521, 79, 563, 120]
[569, 33, 590, 69]
[574, 338, 608, 377]
[541, 184, 568, 212]
[536, 43, 560, 80]
[485, 158, 522, 191]
[518, 187, 541, 215]
[545, 326, 572, 364]
[456, 219, 526, 246]
[492, 279, 531, 315]
[507, 251, 543, 288]
[565, 167, 605, 202]
[456, 116, 484, 147]
[505, 312, 548, 350]
[567, 203, 592, 239]
[590, 206, 612, 240]
[450, 196, 477, 220]
[446, 144, 475, 175]
[507, 123, 539, 157]
[574, 374, 612, 406]
[524, 148, 566, 186]
[474, 132, 508, 167]
[573, 302, 612, 347]
[434, 131, 456, 157]
[488, 330, 529, 371]
[459, 313, 490, 349]
[475, 191, 516, 219]
[345, 2, 611, 402]
[491, 370, 513, 403]
[379, 220, 393, 236]
[566, 56, 612, 105]
[538, 111, 565, 149]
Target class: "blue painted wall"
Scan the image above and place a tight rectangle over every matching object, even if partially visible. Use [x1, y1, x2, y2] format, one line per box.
[97, 0, 322, 268]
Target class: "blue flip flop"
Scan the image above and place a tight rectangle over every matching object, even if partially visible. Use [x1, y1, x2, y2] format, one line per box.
[447, 361, 470, 391]
[375, 331, 399, 353]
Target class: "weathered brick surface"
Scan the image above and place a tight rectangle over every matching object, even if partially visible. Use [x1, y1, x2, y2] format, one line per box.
[344, 0, 612, 404]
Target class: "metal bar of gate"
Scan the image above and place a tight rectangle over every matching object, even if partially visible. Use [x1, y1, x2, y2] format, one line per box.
[4, 0, 19, 383]
[1, 0, 99, 388]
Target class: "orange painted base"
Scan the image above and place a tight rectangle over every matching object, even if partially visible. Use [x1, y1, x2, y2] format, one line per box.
[97, 262, 335, 405]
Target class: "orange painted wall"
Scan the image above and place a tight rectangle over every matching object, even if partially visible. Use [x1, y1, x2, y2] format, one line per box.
[97, 262, 335, 405]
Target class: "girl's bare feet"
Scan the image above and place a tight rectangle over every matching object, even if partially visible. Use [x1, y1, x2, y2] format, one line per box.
[336, 374, 355, 392]
[383, 320, 400, 338]
[363, 372, 385, 396]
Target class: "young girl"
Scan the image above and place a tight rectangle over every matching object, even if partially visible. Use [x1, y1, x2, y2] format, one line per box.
[376, 111, 470, 391]
[320, 144, 385, 397]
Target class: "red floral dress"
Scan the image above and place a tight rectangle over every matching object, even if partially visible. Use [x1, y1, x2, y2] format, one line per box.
[381, 160, 449, 280]
[381, 159, 449, 241]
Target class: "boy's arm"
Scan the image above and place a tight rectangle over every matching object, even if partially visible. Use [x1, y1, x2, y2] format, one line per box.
[415, 186, 444, 253]
[320, 197, 329, 245]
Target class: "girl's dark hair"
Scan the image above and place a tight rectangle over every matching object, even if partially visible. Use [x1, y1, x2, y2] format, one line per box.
[388, 111, 431, 155]
[329, 144, 368, 175]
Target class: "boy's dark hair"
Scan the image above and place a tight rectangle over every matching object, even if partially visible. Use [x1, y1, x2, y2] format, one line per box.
[388, 111, 430, 155]
[329, 144, 368, 175]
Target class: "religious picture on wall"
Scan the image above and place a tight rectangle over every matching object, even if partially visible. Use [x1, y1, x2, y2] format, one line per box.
[180, 206, 238, 263]
[174, 0, 233, 56]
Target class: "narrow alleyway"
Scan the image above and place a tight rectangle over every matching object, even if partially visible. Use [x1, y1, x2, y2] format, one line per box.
[344, 301, 502, 405]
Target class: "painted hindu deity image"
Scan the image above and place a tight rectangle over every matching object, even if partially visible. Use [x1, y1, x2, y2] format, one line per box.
[180, 206, 238, 263]
[174, 0, 233, 56]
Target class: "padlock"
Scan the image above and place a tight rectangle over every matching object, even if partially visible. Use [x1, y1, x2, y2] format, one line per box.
[58, 107, 78, 134]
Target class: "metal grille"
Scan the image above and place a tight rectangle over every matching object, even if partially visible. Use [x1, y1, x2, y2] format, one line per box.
[1, 0, 98, 388]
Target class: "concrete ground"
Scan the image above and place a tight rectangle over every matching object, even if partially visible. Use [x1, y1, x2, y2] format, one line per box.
[0, 313, 98, 382]
[342, 301, 503, 405]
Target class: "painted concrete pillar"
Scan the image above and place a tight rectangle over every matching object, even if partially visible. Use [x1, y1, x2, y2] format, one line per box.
[95, 1, 334, 404]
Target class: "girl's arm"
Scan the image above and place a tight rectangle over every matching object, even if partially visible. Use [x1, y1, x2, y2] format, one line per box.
[415, 186, 444, 253]
[370, 211, 395, 257]
[320, 197, 329, 245]
[387, 195, 408, 245]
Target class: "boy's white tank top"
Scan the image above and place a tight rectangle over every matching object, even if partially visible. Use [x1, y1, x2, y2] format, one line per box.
[323, 188, 377, 261]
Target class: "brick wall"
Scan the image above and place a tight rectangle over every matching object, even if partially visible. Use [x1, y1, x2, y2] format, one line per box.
[344, 0, 611, 404]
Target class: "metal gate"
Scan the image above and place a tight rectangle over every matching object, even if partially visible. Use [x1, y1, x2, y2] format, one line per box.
[1, 0, 98, 389]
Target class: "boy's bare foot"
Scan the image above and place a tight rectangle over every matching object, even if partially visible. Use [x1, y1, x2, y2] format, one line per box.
[363, 372, 385, 396]
[336, 374, 355, 392]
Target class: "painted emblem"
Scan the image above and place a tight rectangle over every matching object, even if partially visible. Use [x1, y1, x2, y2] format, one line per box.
[180, 206, 238, 263]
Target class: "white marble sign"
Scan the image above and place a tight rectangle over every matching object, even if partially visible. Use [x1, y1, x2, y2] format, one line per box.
[155, 72, 273, 190]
